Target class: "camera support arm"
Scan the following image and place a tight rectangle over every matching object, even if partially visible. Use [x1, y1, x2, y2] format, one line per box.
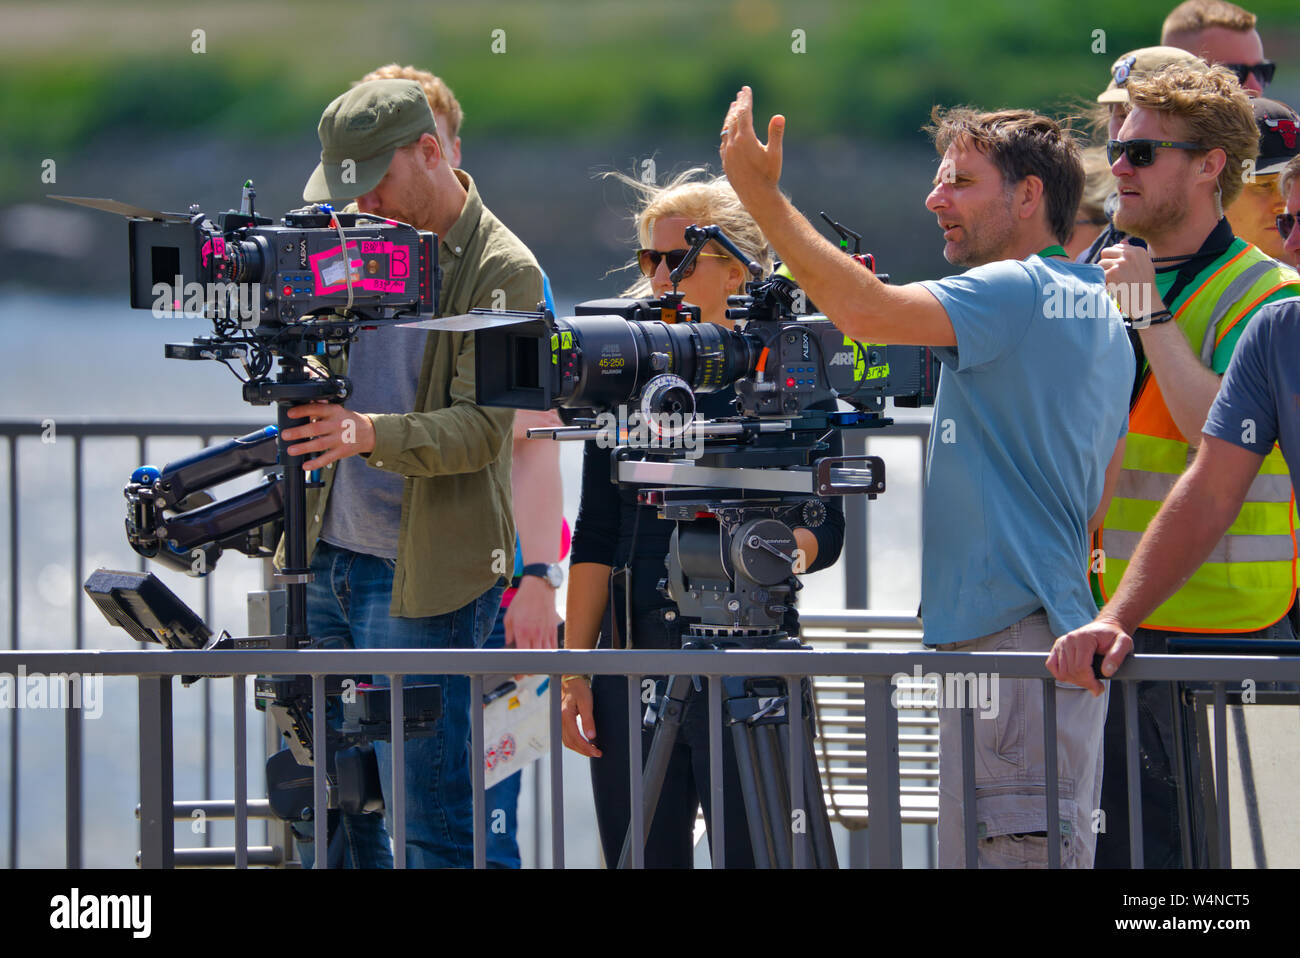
[125, 427, 285, 576]
[673, 225, 765, 289]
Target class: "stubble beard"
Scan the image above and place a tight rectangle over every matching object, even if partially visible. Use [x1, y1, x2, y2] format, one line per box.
[947, 195, 1018, 268]
[1113, 184, 1189, 246]
[373, 197, 435, 231]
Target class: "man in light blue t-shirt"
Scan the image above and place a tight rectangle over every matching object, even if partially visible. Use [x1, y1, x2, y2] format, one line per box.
[721, 89, 1133, 866]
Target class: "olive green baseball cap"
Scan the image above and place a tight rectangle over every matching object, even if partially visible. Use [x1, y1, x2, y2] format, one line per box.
[1097, 46, 1207, 104]
[303, 79, 437, 203]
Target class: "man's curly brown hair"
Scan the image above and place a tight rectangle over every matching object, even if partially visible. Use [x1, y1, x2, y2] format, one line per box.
[1124, 63, 1258, 207]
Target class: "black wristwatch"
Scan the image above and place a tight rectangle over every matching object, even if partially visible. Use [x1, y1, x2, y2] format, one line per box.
[515, 562, 563, 589]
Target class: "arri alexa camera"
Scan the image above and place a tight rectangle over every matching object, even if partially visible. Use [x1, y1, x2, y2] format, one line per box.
[408, 216, 938, 868]
[59, 183, 447, 827]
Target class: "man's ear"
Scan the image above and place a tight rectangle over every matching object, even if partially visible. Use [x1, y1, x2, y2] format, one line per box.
[415, 132, 444, 170]
[1018, 174, 1046, 222]
[1200, 147, 1228, 185]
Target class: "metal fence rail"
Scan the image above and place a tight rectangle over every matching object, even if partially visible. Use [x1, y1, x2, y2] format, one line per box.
[1, 416, 934, 867]
[4, 646, 1296, 869]
[2, 418, 268, 868]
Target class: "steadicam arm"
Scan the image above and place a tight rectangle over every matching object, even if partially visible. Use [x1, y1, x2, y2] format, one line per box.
[124, 426, 284, 575]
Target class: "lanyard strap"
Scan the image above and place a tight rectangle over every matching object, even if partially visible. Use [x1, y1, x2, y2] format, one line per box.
[1034, 245, 1067, 259]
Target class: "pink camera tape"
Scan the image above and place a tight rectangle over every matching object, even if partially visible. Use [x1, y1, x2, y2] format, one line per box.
[311, 239, 410, 295]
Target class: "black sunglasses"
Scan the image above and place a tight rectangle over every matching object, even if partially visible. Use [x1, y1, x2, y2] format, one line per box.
[635, 248, 729, 278]
[1225, 60, 1275, 87]
[1276, 212, 1297, 240]
[1107, 138, 1204, 167]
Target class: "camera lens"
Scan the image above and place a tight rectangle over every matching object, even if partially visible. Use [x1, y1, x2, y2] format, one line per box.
[558, 315, 755, 410]
[229, 238, 267, 283]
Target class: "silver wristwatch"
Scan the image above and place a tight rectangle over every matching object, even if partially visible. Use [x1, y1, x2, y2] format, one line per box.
[519, 562, 563, 588]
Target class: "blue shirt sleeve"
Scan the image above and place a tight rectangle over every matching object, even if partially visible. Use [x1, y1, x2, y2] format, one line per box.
[1203, 308, 1278, 455]
[918, 260, 1038, 372]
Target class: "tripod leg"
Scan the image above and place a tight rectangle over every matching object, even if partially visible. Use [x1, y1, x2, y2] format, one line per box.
[754, 721, 793, 868]
[729, 716, 776, 868]
[617, 673, 693, 868]
[798, 696, 839, 869]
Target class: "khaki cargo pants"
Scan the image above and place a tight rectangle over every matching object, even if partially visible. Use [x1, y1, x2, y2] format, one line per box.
[935, 611, 1109, 868]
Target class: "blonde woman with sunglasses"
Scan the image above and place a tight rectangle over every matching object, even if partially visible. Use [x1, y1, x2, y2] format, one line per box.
[559, 168, 845, 867]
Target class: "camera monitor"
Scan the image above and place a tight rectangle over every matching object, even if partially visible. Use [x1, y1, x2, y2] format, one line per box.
[84, 569, 212, 650]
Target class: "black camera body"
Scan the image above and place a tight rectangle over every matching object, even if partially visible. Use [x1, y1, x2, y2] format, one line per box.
[129, 204, 437, 331]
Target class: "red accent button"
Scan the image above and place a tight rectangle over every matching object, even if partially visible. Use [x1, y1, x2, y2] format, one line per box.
[786, 377, 796, 388]
[282, 285, 293, 297]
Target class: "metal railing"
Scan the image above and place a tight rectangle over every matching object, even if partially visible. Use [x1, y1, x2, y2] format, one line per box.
[9, 415, 1295, 869]
[4, 645, 1298, 867]
[0, 416, 932, 867]
[2, 418, 269, 868]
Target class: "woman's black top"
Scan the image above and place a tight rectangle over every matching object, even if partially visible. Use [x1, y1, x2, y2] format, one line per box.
[569, 385, 845, 647]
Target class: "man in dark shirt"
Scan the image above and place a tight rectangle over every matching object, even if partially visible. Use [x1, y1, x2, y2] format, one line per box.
[1050, 293, 1300, 681]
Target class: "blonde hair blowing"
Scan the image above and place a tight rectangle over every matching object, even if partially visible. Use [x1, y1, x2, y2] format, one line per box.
[603, 167, 774, 297]
[356, 64, 464, 149]
[1079, 145, 1114, 224]
[1125, 63, 1258, 207]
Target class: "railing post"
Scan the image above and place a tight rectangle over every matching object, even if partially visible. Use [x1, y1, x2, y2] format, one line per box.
[311, 675, 327, 868]
[67, 435, 84, 868]
[864, 676, 902, 867]
[391, 672, 407, 870]
[627, 674, 643, 869]
[233, 675, 248, 869]
[8, 436, 20, 869]
[960, 705, 978, 869]
[470, 674, 484, 870]
[137, 675, 174, 869]
[708, 674, 725, 869]
[1213, 682, 1231, 867]
[787, 673, 807, 869]
[548, 673, 565, 869]
[1043, 679, 1060, 869]
[1124, 680, 1144, 869]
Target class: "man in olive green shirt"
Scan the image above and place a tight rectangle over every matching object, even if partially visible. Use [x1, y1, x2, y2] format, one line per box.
[279, 79, 544, 868]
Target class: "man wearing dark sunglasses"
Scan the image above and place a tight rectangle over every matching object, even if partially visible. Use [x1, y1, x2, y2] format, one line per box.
[1280, 155, 1300, 267]
[722, 89, 1134, 868]
[1088, 63, 1300, 869]
[1080, 46, 1210, 267]
[1162, 0, 1273, 95]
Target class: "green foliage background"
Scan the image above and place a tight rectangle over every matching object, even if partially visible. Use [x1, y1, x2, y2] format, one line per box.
[4, 0, 1299, 156]
[3, 0, 1298, 288]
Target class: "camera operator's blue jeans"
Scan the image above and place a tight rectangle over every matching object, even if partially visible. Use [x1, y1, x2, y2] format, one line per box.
[293, 540, 503, 869]
[482, 612, 522, 869]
